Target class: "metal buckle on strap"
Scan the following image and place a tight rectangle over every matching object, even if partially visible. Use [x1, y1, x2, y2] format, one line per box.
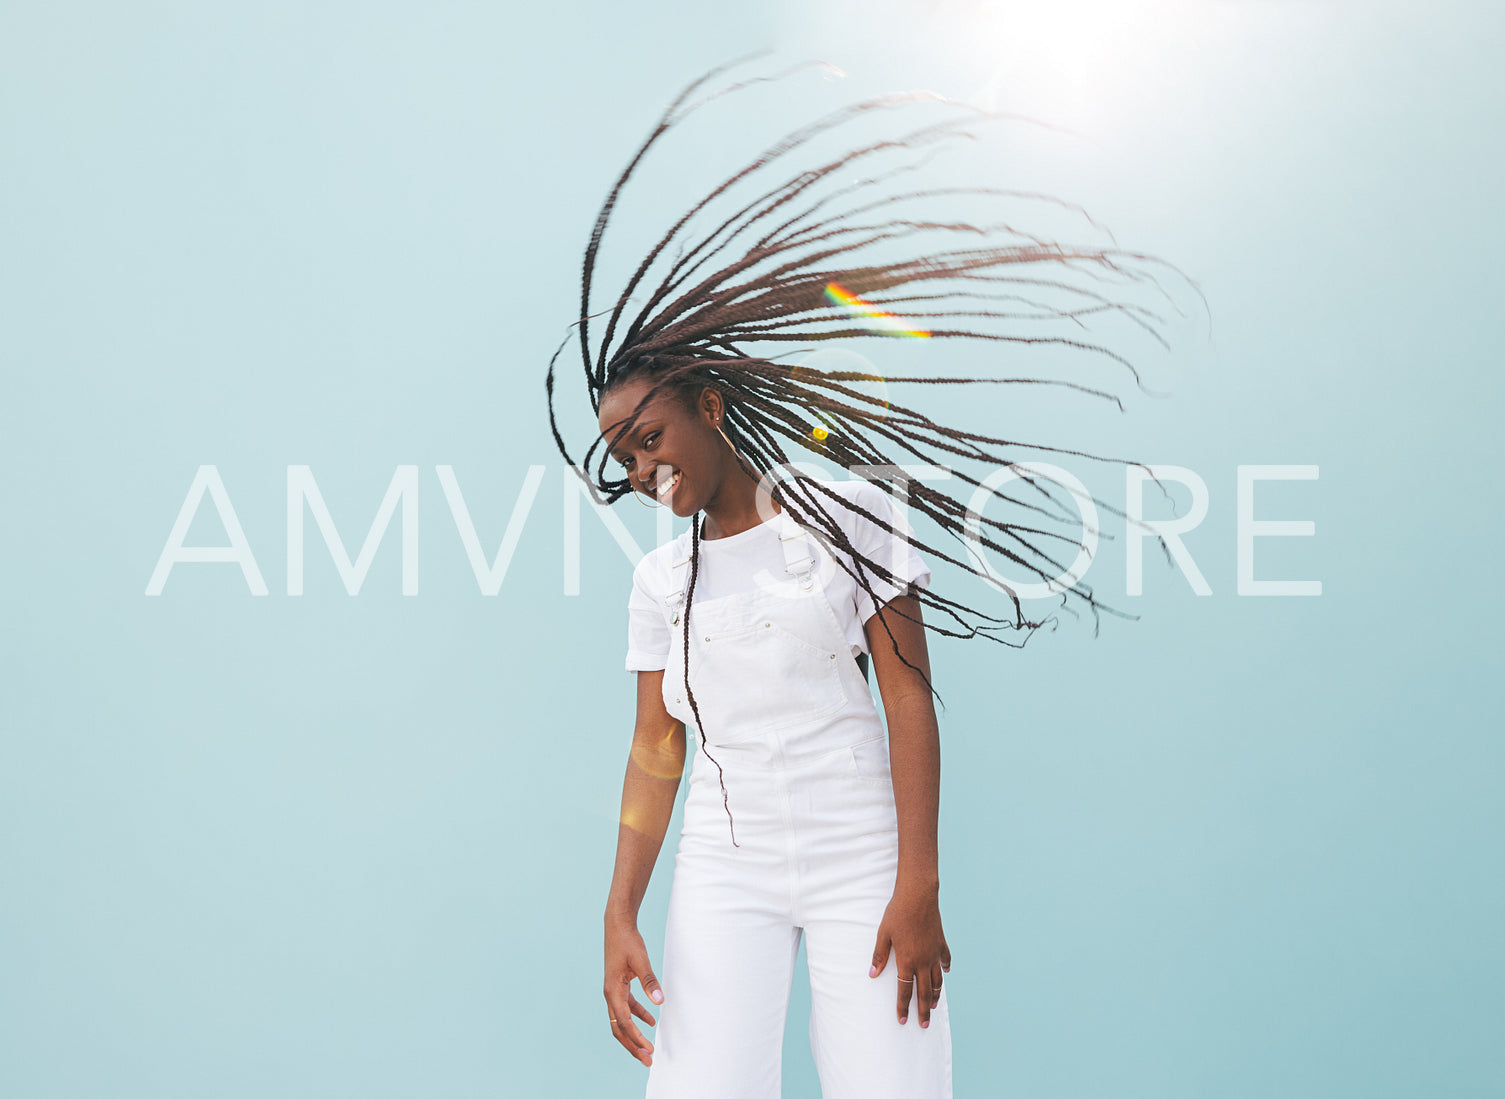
[664, 553, 691, 625]
[777, 512, 816, 589]
[785, 555, 816, 591]
[663, 591, 685, 626]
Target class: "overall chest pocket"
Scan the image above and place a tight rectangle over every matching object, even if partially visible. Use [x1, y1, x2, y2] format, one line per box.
[670, 616, 848, 744]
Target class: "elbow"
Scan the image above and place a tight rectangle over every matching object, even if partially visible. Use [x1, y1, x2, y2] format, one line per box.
[630, 719, 688, 778]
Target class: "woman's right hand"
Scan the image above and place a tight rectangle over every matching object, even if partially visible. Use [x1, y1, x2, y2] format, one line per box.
[604, 912, 664, 1067]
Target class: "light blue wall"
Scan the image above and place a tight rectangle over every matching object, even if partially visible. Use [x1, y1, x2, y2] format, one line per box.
[3, 1, 1501, 1095]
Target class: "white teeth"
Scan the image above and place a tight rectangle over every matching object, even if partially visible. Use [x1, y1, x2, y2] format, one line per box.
[657, 470, 682, 497]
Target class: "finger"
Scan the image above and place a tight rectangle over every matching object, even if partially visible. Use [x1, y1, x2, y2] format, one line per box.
[613, 1017, 653, 1065]
[941, 939, 952, 973]
[895, 966, 915, 1024]
[916, 970, 935, 1029]
[606, 985, 655, 1064]
[608, 981, 650, 1041]
[633, 951, 666, 1007]
[930, 962, 944, 1009]
[870, 930, 893, 978]
[627, 993, 656, 1027]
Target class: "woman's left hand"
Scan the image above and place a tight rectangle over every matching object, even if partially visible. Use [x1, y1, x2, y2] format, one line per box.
[869, 882, 951, 1027]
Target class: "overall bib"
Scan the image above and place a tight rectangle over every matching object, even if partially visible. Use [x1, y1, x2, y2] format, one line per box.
[645, 509, 953, 1099]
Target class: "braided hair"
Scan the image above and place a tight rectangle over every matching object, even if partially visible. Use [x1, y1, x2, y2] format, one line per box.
[545, 59, 1197, 842]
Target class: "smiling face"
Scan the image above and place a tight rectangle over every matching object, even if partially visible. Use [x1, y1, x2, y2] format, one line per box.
[597, 375, 731, 518]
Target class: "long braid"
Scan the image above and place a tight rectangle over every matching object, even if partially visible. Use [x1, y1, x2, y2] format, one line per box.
[678, 511, 738, 845]
[549, 62, 1201, 838]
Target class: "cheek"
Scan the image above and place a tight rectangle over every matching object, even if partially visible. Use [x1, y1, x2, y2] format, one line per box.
[686, 436, 722, 477]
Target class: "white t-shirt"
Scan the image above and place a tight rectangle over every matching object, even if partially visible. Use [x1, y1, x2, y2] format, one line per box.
[625, 478, 932, 673]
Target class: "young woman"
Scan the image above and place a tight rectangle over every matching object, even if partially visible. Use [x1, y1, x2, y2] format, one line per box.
[546, 60, 1185, 1098]
[599, 374, 950, 1096]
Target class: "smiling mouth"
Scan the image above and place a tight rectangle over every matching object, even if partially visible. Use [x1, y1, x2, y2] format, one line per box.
[655, 470, 682, 499]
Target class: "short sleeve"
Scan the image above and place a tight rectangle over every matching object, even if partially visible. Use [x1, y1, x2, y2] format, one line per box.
[843, 478, 932, 626]
[625, 552, 671, 672]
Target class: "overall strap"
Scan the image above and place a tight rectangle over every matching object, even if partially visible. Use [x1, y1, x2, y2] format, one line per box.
[662, 537, 693, 626]
[782, 504, 867, 681]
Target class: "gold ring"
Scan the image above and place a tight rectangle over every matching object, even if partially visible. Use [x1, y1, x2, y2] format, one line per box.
[610, 1018, 618, 1024]
[897, 975, 914, 982]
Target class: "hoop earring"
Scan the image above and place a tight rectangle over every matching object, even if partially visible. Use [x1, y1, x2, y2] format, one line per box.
[716, 420, 745, 466]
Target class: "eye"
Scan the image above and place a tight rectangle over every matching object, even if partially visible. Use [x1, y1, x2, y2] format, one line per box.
[644, 432, 661, 448]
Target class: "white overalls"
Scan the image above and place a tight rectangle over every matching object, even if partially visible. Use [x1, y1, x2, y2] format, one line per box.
[646, 508, 953, 1099]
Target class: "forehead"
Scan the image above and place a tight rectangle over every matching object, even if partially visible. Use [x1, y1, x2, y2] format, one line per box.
[597, 379, 681, 440]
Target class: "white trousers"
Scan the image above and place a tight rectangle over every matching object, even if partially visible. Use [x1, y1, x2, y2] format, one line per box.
[644, 747, 954, 1099]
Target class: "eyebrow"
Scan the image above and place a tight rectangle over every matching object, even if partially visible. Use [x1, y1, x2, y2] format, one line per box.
[605, 419, 662, 460]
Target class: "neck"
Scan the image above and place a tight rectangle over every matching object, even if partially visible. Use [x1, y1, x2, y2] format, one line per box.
[700, 465, 781, 540]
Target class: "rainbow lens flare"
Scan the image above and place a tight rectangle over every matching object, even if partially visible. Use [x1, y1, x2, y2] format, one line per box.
[824, 280, 931, 338]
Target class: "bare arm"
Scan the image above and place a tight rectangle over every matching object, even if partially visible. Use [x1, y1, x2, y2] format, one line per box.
[864, 592, 952, 1029]
[868, 593, 940, 892]
[606, 668, 686, 915]
[603, 669, 686, 1068]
